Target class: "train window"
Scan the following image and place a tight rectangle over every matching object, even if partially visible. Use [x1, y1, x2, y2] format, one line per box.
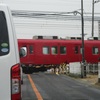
[20, 46, 27, 57]
[29, 45, 33, 54]
[75, 46, 78, 54]
[80, 46, 82, 54]
[92, 47, 98, 54]
[51, 46, 57, 55]
[60, 46, 66, 54]
[43, 46, 50, 54]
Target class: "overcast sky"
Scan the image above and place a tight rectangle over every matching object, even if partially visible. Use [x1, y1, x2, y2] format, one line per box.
[1, 0, 100, 39]
[2, 0, 100, 13]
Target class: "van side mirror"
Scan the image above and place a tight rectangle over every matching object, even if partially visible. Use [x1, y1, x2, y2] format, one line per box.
[19, 47, 27, 57]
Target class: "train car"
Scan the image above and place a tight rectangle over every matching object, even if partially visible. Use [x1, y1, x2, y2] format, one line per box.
[18, 38, 100, 73]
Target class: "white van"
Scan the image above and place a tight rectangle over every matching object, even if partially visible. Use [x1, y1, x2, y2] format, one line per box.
[0, 4, 21, 100]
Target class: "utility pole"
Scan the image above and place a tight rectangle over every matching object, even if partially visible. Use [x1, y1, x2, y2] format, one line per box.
[81, 0, 86, 78]
[72, 0, 85, 78]
[92, 0, 94, 37]
[92, 0, 100, 37]
[91, 0, 100, 83]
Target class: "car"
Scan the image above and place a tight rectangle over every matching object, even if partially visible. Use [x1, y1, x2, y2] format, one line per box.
[0, 4, 22, 100]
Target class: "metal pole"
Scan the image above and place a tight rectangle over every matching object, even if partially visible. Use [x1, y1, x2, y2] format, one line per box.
[92, 0, 94, 37]
[81, 0, 86, 78]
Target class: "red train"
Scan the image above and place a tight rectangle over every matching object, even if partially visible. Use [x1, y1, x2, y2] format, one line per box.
[18, 38, 100, 73]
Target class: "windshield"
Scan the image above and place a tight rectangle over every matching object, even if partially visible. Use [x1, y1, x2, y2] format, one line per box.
[0, 11, 9, 56]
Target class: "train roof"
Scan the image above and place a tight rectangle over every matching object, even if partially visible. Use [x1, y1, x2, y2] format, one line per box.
[18, 39, 81, 43]
[18, 39, 100, 44]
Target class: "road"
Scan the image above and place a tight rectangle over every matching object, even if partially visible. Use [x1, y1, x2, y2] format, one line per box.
[21, 72, 100, 100]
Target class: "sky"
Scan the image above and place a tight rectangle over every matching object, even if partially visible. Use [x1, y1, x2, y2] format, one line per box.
[2, 0, 100, 13]
[1, 0, 100, 39]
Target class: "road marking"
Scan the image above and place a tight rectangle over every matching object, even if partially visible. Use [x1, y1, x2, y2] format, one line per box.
[28, 75, 43, 100]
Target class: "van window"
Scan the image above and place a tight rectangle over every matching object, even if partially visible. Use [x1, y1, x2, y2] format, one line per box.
[0, 11, 9, 56]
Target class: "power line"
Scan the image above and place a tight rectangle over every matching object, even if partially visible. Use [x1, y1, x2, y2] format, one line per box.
[12, 10, 100, 21]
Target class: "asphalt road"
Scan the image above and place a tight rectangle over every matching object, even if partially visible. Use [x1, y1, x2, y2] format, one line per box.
[21, 72, 100, 100]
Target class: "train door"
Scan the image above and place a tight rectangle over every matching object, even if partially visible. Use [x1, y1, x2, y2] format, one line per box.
[27, 44, 35, 65]
[73, 45, 82, 62]
[50, 45, 58, 64]
[91, 45, 100, 63]
[59, 44, 67, 63]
